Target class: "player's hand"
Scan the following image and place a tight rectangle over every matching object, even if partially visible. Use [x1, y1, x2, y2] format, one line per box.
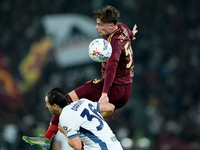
[132, 24, 138, 40]
[99, 93, 109, 103]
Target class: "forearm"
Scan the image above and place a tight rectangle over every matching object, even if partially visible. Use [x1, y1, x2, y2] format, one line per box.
[102, 68, 116, 93]
[68, 142, 82, 150]
[68, 137, 82, 150]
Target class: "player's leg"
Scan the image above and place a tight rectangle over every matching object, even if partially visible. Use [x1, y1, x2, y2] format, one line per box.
[22, 95, 74, 149]
[22, 114, 59, 149]
[68, 90, 79, 102]
[74, 80, 117, 118]
[44, 114, 59, 140]
[109, 84, 132, 109]
[107, 84, 132, 119]
[73, 80, 102, 102]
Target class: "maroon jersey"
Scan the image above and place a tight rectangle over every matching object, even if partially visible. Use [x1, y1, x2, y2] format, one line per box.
[101, 23, 135, 93]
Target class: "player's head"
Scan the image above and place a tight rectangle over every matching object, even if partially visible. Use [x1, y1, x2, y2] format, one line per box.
[94, 5, 120, 36]
[45, 86, 69, 114]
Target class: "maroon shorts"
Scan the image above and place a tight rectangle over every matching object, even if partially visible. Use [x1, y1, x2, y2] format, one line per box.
[74, 79, 132, 110]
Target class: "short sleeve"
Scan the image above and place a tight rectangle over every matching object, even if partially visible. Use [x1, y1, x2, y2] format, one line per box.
[59, 110, 81, 140]
[96, 102, 100, 112]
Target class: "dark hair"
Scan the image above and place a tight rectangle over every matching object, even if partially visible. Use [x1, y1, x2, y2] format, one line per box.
[93, 5, 120, 25]
[46, 86, 69, 108]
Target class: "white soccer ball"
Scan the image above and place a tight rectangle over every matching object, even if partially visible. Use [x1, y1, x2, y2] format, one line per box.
[88, 38, 112, 63]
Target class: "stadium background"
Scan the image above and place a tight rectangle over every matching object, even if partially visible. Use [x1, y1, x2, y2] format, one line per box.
[0, 0, 200, 149]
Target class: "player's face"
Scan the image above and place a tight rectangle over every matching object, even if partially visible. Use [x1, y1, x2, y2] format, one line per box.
[95, 19, 112, 36]
[45, 96, 60, 114]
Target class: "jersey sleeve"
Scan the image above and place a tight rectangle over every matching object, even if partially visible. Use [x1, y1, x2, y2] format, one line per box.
[84, 99, 100, 112]
[59, 111, 81, 140]
[128, 28, 134, 40]
[96, 102, 100, 112]
[102, 40, 121, 93]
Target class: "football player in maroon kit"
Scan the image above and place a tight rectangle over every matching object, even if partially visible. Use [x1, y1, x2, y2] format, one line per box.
[22, 5, 138, 150]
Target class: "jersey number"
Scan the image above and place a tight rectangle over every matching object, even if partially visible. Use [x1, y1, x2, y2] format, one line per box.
[124, 41, 133, 68]
[80, 103, 104, 131]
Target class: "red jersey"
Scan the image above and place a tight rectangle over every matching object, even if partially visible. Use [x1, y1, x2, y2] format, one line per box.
[101, 23, 135, 93]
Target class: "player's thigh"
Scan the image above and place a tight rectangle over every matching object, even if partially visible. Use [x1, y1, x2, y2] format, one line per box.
[109, 84, 132, 109]
[74, 80, 103, 102]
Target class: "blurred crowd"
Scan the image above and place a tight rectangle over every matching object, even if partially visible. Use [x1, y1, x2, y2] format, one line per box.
[0, 0, 200, 150]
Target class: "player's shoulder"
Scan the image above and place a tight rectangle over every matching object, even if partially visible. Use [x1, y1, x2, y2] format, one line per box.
[113, 23, 132, 42]
[60, 102, 81, 120]
[70, 98, 92, 110]
[111, 23, 128, 39]
[118, 23, 130, 30]
[63, 98, 96, 112]
[75, 98, 90, 105]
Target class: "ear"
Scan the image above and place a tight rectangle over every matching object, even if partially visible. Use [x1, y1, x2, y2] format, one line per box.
[109, 23, 115, 31]
[53, 103, 59, 108]
[109, 24, 113, 30]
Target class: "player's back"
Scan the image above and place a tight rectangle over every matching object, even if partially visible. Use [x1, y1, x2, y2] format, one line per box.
[61, 99, 123, 150]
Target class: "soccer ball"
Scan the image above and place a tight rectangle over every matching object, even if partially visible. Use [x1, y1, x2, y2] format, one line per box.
[88, 38, 112, 63]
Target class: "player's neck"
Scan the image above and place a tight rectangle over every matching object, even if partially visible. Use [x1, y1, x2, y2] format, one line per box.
[109, 25, 118, 35]
[57, 108, 62, 115]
